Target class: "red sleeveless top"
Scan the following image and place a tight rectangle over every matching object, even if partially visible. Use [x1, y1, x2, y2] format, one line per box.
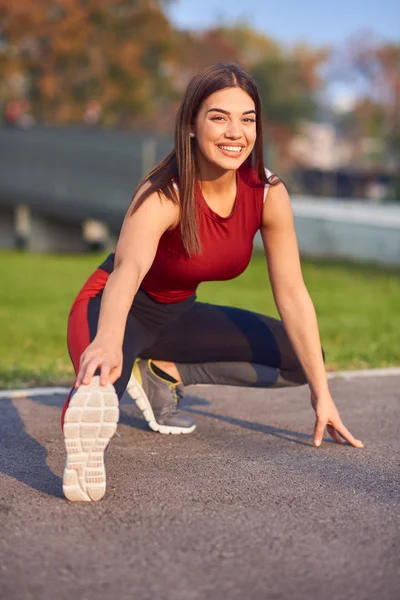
[141, 164, 270, 303]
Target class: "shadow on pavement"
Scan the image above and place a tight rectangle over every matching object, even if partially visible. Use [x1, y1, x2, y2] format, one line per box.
[0, 399, 63, 499]
[117, 389, 212, 429]
[183, 392, 323, 447]
[0, 389, 322, 500]
[184, 404, 316, 447]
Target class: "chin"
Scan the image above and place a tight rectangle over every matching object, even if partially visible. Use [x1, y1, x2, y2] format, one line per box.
[210, 154, 247, 171]
[218, 157, 247, 171]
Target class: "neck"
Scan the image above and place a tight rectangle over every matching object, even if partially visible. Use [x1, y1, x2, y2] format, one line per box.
[196, 154, 237, 196]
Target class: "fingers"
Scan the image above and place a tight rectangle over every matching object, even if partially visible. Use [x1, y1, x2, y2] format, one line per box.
[75, 355, 103, 388]
[75, 350, 122, 388]
[98, 363, 122, 386]
[327, 424, 345, 444]
[109, 366, 122, 385]
[313, 417, 364, 449]
[81, 360, 100, 386]
[331, 420, 364, 448]
[75, 365, 88, 388]
[313, 417, 326, 447]
[100, 362, 111, 386]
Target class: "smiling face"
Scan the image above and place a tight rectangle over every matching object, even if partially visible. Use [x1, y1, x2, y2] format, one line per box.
[192, 86, 257, 174]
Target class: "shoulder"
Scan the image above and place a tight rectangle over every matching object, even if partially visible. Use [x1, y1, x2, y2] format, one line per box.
[238, 164, 263, 189]
[239, 163, 279, 184]
[239, 164, 281, 201]
[134, 179, 177, 205]
[261, 175, 292, 229]
[127, 179, 180, 228]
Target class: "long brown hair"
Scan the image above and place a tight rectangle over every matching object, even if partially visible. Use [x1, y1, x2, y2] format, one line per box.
[130, 62, 280, 256]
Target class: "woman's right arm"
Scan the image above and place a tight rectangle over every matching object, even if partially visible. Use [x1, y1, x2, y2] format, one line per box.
[75, 187, 179, 387]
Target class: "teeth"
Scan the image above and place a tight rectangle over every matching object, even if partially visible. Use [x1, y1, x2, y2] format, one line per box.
[219, 146, 243, 152]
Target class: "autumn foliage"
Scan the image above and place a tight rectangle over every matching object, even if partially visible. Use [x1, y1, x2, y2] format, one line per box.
[0, 1, 398, 169]
[0, 2, 324, 126]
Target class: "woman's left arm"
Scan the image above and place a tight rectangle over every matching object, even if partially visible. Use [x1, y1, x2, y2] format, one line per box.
[260, 181, 363, 449]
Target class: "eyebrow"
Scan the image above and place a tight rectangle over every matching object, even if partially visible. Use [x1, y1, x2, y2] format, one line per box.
[207, 108, 256, 116]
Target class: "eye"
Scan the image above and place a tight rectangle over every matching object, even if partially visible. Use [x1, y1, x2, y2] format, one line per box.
[244, 118, 256, 123]
[211, 116, 226, 121]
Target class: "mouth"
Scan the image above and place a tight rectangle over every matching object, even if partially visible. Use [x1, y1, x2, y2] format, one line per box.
[217, 144, 245, 157]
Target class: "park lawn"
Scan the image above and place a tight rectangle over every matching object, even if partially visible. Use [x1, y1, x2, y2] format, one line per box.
[0, 249, 399, 389]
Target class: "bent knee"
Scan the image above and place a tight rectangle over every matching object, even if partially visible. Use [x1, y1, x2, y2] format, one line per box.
[278, 368, 307, 387]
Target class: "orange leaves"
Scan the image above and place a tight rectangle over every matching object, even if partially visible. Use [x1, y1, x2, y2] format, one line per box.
[37, 73, 59, 100]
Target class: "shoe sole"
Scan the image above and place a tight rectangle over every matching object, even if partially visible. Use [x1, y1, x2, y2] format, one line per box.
[127, 376, 196, 435]
[63, 377, 119, 502]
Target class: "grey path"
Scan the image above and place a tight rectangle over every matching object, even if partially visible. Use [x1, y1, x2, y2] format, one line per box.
[0, 376, 399, 600]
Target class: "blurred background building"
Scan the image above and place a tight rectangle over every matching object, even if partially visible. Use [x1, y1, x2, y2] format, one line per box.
[0, 0, 399, 262]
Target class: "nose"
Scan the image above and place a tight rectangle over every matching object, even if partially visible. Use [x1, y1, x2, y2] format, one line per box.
[225, 120, 243, 139]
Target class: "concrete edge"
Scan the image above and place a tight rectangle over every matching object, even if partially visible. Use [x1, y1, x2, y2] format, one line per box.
[1, 367, 400, 399]
[326, 367, 400, 380]
[0, 386, 70, 399]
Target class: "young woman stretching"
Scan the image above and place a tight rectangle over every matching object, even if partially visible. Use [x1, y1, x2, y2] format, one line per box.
[63, 63, 364, 502]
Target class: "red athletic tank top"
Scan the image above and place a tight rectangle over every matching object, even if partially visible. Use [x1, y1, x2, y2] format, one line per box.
[141, 164, 272, 303]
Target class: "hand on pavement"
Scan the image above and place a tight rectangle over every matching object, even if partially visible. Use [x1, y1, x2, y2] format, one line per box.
[311, 392, 364, 448]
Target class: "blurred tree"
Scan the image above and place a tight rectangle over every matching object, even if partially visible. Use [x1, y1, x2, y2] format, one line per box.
[0, 0, 361, 176]
[351, 39, 399, 166]
[0, 0, 328, 140]
[251, 44, 328, 169]
[0, 0, 178, 126]
[164, 25, 326, 168]
[329, 35, 400, 171]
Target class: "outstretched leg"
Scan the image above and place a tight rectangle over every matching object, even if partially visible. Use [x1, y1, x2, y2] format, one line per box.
[63, 291, 151, 502]
[63, 283, 199, 501]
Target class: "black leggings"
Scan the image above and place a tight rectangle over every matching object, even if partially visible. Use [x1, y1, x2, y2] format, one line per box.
[68, 285, 309, 401]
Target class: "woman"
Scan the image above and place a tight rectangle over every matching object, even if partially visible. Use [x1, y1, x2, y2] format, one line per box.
[63, 63, 363, 503]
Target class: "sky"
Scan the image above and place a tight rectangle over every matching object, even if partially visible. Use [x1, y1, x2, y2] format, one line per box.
[167, 0, 400, 109]
[167, 0, 399, 47]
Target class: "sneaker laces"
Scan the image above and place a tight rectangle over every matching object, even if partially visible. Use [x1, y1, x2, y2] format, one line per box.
[158, 383, 184, 420]
[175, 383, 184, 405]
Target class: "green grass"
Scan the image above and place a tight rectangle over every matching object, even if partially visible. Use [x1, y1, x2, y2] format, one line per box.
[1, 249, 399, 389]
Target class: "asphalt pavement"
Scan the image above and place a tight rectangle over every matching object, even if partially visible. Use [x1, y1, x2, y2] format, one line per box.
[0, 374, 399, 600]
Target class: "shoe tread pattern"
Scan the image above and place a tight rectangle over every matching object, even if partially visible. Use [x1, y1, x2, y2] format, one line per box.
[63, 377, 119, 502]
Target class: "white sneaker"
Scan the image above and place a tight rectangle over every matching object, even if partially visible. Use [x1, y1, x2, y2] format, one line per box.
[63, 376, 119, 502]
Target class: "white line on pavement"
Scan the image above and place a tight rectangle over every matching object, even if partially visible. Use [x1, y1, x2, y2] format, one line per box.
[0, 387, 70, 399]
[1, 367, 400, 399]
[327, 367, 400, 380]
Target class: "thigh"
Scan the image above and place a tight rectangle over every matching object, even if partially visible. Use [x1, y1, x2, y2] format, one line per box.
[141, 301, 301, 371]
[67, 294, 157, 399]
